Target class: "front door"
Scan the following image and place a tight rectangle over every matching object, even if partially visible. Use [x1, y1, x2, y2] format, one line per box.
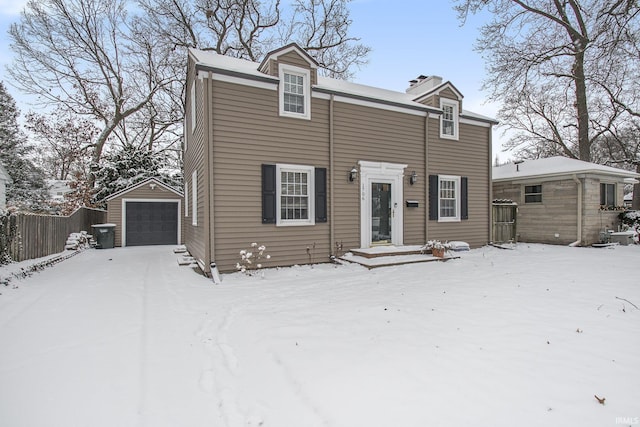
[358, 161, 407, 248]
[371, 182, 392, 244]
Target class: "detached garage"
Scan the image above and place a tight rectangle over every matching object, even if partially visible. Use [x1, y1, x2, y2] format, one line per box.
[105, 178, 183, 247]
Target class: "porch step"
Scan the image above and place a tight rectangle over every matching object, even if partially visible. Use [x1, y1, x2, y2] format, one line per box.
[340, 245, 458, 269]
[350, 245, 425, 258]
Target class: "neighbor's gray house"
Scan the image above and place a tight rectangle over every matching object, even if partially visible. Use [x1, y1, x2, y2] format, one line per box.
[493, 156, 640, 246]
[184, 43, 497, 274]
[0, 162, 11, 209]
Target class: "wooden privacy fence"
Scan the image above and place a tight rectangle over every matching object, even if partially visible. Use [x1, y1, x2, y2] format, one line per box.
[0, 207, 107, 263]
[492, 200, 518, 244]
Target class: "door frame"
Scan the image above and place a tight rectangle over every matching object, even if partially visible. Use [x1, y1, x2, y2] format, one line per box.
[358, 161, 407, 248]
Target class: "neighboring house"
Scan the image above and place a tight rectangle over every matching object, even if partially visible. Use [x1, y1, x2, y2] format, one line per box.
[493, 157, 640, 246]
[105, 177, 183, 247]
[0, 162, 11, 209]
[184, 43, 497, 275]
[45, 179, 72, 202]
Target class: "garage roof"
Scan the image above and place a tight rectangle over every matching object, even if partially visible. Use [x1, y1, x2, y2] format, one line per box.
[105, 177, 183, 201]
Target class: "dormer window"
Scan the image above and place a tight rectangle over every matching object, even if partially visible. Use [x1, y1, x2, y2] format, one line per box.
[440, 99, 459, 140]
[279, 64, 311, 120]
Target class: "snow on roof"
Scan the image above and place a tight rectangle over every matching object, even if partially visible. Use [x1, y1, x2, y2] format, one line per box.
[493, 156, 640, 181]
[189, 47, 497, 122]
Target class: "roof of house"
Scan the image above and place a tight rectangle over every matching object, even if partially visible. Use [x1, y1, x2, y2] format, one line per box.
[0, 162, 11, 183]
[189, 47, 498, 124]
[105, 177, 183, 201]
[493, 156, 640, 182]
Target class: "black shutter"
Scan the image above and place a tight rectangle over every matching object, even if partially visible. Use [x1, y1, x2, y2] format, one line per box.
[262, 164, 276, 224]
[461, 177, 468, 220]
[429, 175, 438, 220]
[315, 167, 327, 222]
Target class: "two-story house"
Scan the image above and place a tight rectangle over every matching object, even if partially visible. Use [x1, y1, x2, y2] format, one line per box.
[184, 43, 497, 275]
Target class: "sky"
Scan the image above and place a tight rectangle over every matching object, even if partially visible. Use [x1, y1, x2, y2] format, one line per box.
[0, 0, 509, 160]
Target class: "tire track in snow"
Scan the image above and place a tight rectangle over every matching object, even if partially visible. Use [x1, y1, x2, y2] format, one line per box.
[196, 306, 248, 426]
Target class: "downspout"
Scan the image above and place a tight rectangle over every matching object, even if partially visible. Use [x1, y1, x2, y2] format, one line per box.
[329, 94, 335, 257]
[488, 125, 493, 245]
[207, 71, 221, 282]
[424, 113, 429, 243]
[570, 174, 582, 246]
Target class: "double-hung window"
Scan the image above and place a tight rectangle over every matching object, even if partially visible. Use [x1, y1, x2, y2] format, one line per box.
[277, 164, 315, 226]
[600, 183, 616, 207]
[279, 65, 311, 120]
[440, 99, 459, 140]
[524, 184, 542, 203]
[438, 175, 460, 221]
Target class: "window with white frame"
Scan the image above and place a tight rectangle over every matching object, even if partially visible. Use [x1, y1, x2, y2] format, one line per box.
[191, 171, 197, 226]
[600, 183, 616, 207]
[524, 184, 542, 203]
[276, 164, 315, 225]
[279, 65, 311, 120]
[439, 175, 460, 221]
[184, 181, 189, 217]
[440, 99, 459, 140]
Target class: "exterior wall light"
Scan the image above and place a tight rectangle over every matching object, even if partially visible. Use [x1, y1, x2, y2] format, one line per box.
[410, 171, 418, 185]
[349, 167, 358, 182]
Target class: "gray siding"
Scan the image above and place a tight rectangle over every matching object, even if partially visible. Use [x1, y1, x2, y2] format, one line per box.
[106, 183, 183, 247]
[186, 56, 493, 273]
[210, 80, 330, 272]
[183, 55, 209, 269]
[427, 119, 491, 247]
[332, 102, 427, 249]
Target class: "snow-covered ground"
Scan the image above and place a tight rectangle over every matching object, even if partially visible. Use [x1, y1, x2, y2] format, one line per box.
[1, 244, 639, 427]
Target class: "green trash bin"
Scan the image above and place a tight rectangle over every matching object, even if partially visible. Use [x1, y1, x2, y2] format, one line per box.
[91, 223, 116, 249]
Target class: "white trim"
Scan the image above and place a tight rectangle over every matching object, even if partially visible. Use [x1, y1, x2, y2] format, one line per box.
[330, 94, 428, 117]
[191, 171, 197, 226]
[190, 81, 196, 132]
[440, 98, 459, 140]
[276, 163, 315, 226]
[184, 181, 189, 217]
[358, 161, 407, 248]
[121, 199, 182, 247]
[460, 117, 492, 127]
[212, 72, 278, 91]
[279, 64, 311, 120]
[264, 45, 319, 69]
[105, 177, 183, 201]
[438, 175, 461, 222]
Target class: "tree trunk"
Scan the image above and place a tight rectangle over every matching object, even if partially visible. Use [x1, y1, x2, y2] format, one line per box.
[574, 49, 591, 162]
[633, 163, 640, 210]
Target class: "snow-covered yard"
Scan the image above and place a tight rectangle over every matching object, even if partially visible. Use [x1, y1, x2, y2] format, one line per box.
[1, 244, 639, 427]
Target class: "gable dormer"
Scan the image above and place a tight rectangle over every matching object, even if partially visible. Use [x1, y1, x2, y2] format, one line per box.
[259, 43, 319, 120]
[258, 43, 319, 85]
[407, 76, 464, 140]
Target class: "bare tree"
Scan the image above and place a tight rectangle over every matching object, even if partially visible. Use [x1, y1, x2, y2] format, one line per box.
[24, 108, 98, 181]
[8, 0, 179, 171]
[136, 0, 370, 79]
[455, 0, 640, 162]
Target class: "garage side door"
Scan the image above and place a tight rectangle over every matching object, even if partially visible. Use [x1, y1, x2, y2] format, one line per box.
[125, 201, 178, 246]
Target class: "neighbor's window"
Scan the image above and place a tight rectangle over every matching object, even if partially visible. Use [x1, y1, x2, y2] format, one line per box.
[525, 184, 542, 203]
[440, 99, 459, 140]
[184, 181, 189, 217]
[438, 175, 460, 221]
[600, 183, 616, 207]
[277, 164, 315, 226]
[279, 65, 311, 120]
